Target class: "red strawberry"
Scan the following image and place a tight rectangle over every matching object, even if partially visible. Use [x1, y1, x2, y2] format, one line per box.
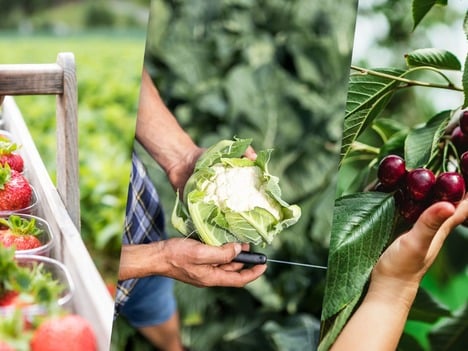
[0, 341, 15, 351]
[30, 314, 97, 351]
[0, 140, 23, 172]
[0, 290, 20, 307]
[0, 215, 43, 251]
[0, 164, 32, 212]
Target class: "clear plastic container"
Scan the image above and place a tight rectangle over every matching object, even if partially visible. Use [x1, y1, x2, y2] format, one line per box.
[0, 213, 54, 256]
[0, 184, 39, 216]
[0, 255, 75, 321]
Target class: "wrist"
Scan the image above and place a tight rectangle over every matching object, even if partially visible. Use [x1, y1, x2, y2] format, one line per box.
[366, 274, 419, 311]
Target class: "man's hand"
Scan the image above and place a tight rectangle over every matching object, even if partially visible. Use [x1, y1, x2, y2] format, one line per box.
[159, 238, 267, 287]
[119, 238, 267, 287]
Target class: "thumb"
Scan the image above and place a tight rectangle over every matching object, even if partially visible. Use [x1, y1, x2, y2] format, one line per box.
[197, 242, 242, 265]
[410, 201, 455, 250]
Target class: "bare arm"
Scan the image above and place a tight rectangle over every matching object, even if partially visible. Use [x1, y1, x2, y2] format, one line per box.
[120, 69, 266, 286]
[331, 199, 468, 350]
[135, 68, 204, 193]
[118, 238, 267, 286]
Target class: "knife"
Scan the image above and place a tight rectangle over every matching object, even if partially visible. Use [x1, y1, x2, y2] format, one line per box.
[233, 251, 327, 270]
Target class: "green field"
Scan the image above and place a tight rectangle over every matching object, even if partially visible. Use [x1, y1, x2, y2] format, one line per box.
[0, 32, 147, 281]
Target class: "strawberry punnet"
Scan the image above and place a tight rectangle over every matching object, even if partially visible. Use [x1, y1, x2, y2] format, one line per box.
[30, 314, 97, 351]
[0, 215, 43, 251]
[0, 140, 24, 173]
[0, 164, 32, 212]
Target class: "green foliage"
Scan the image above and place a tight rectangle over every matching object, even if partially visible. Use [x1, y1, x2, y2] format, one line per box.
[321, 0, 468, 349]
[124, 0, 357, 350]
[0, 33, 147, 277]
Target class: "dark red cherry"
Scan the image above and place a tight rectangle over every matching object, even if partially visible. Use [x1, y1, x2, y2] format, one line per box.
[460, 151, 468, 176]
[459, 110, 468, 135]
[377, 155, 406, 188]
[406, 168, 436, 201]
[450, 126, 468, 154]
[433, 172, 466, 203]
[398, 197, 427, 223]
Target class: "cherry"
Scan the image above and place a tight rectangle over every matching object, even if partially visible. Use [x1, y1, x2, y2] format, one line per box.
[459, 110, 468, 135]
[406, 168, 436, 201]
[460, 151, 468, 176]
[450, 126, 468, 154]
[377, 155, 406, 188]
[398, 197, 427, 223]
[433, 172, 466, 203]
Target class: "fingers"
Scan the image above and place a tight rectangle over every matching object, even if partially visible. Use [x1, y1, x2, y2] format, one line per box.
[190, 241, 243, 265]
[411, 201, 455, 246]
[244, 146, 257, 160]
[207, 264, 267, 287]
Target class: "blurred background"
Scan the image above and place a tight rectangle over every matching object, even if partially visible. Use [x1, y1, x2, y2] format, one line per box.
[0, 0, 150, 288]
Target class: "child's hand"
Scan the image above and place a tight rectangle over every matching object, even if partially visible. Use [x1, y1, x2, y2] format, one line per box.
[370, 198, 468, 299]
[331, 198, 468, 351]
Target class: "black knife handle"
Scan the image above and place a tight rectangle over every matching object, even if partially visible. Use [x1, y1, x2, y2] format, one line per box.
[233, 251, 267, 265]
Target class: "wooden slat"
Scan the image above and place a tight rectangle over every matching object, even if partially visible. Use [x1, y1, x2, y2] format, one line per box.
[0, 53, 80, 230]
[56, 53, 80, 230]
[0, 63, 63, 95]
[2, 97, 113, 351]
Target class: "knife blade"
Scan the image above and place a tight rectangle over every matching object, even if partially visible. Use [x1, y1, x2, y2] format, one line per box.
[233, 251, 327, 270]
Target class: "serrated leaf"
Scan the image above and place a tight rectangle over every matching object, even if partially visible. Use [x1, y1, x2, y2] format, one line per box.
[408, 287, 452, 323]
[405, 48, 462, 71]
[404, 110, 451, 168]
[428, 303, 468, 351]
[322, 192, 395, 320]
[318, 294, 361, 351]
[412, 0, 437, 30]
[341, 68, 405, 162]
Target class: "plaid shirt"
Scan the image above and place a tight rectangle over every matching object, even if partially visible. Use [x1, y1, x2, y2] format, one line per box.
[114, 151, 167, 319]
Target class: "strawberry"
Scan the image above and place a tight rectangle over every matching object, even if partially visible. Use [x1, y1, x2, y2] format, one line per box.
[0, 140, 24, 172]
[0, 342, 15, 351]
[0, 164, 32, 212]
[30, 314, 97, 351]
[0, 290, 20, 307]
[0, 215, 43, 251]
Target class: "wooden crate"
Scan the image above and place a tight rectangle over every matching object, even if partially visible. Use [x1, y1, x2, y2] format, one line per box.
[0, 53, 114, 351]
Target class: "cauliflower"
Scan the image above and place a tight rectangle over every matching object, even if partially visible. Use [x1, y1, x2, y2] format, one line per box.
[171, 138, 301, 246]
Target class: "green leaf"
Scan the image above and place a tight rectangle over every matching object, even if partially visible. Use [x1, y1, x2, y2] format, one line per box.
[405, 48, 462, 70]
[322, 192, 395, 320]
[428, 303, 468, 351]
[318, 294, 361, 351]
[412, 0, 437, 30]
[341, 68, 404, 162]
[404, 110, 451, 169]
[264, 314, 321, 351]
[408, 287, 452, 323]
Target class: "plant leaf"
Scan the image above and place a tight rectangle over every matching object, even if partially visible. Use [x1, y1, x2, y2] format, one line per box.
[408, 287, 452, 323]
[412, 0, 436, 30]
[428, 303, 468, 351]
[322, 192, 395, 320]
[405, 48, 462, 70]
[404, 110, 451, 169]
[318, 294, 361, 351]
[341, 68, 405, 162]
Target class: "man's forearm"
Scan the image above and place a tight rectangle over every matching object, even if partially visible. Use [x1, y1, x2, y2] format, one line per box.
[135, 68, 198, 175]
[118, 243, 165, 280]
